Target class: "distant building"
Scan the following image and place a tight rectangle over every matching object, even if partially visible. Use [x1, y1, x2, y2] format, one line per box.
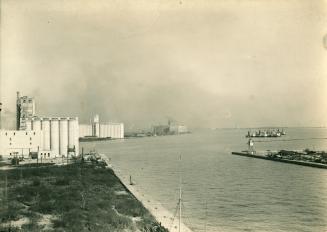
[16, 92, 35, 130]
[152, 125, 170, 136]
[99, 123, 124, 139]
[152, 121, 189, 136]
[79, 115, 124, 139]
[169, 125, 189, 134]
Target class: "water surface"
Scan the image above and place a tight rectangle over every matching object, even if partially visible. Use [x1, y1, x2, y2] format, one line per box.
[83, 128, 327, 232]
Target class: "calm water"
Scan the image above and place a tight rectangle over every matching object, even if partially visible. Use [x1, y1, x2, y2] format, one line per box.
[83, 128, 327, 232]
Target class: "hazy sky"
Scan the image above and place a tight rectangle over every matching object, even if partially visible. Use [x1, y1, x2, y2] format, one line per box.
[1, 0, 327, 129]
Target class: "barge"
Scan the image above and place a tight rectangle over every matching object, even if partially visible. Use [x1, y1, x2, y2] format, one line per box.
[231, 151, 327, 169]
[79, 136, 111, 142]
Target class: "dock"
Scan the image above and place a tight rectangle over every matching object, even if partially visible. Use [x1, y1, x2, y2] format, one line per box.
[231, 151, 327, 169]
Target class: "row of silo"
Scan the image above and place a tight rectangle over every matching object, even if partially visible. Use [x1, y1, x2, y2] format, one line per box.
[26, 117, 79, 157]
[98, 123, 124, 139]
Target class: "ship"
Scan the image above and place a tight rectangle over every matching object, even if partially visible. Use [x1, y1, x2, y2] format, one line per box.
[246, 129, 286, 138]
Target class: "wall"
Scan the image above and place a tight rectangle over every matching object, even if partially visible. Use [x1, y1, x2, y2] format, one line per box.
[0, 130, 43, 158]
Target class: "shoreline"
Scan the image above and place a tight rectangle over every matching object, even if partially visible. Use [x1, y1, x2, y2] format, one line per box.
[100, 155, 193, 232]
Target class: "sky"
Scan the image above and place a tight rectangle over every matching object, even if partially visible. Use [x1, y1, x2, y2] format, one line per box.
[1, 0, 327, 130]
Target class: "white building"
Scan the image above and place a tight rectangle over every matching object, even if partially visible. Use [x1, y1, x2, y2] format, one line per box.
[79, 115, 124, 139]
[0, 130, 52, 158]
[99, 123, 124, 139]
[25, 117, 79, 157]
[79, 124, 92, 138]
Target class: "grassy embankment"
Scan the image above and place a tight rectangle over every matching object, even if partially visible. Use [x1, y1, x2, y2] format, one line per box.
[0, 161, 168, 232]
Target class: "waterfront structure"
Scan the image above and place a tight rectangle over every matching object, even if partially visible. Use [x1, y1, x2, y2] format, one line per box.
[16, 92, 36, 130]
[152, 123, 189, 136]
[79, 124, 93, 138]
[79, 115, 124, 139]
[99, 123, 124, 139]
[25, 117, 79, 157]
[169, 125, 189, 134]
[152, 125, 170, 136]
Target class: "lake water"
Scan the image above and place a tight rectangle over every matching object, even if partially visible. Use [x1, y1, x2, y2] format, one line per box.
[82, 128, 327, 232]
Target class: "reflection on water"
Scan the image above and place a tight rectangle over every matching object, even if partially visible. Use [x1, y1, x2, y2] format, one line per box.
[82, 128, 327, 232]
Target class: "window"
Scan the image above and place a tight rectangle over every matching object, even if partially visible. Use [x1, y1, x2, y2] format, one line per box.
[10, 153, 12, 156]
[48, 153, 50, 157]
[5, 132, 7, 136]
[28, 99, 32, 103]
[9, 138, 11, 141]
[10, 143, 12, 146]
[30, 137, 32, 140]
[13, 132, 15, 136]
[33, 132, 35, 135]
[26, 132, 28, 135]
[30, 142, 32, 145]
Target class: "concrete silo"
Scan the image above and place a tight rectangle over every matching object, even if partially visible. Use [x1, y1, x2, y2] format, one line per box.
[68, 117, 79, 155]
[26, 119, 32, 131]
[32, 118, 41, 131]
[59, 118, 68, 157]
[74, 118, 79, 155]
[42, 118, 51, 151]
[120, 123, 124, 138]
[50, 118, 60, 156]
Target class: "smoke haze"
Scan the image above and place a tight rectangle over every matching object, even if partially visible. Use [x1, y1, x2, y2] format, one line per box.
[1, 0, 327, 129]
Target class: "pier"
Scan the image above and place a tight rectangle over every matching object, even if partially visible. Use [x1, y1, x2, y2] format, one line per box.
[231, 151, 327, 169]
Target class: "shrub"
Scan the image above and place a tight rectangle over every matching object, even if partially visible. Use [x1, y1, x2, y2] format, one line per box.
[11, 157, 19, 165]
[54, 177, 70, 186]
[32, 178, 41, 186]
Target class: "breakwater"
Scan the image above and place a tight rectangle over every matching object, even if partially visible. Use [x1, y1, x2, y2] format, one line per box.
[232, 151, 327, 169]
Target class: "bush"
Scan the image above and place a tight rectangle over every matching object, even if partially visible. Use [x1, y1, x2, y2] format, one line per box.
[54, 177, 70, 186]
[32, 178, 41, 186]
[11, 157, 19, 165]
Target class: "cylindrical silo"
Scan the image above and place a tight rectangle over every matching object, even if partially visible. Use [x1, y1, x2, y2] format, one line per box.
[109, 124, 113, 138]
[68, 118, 75, 148]
[32, 118, 41, 131]
[50, 118, 60, 156]
[120, 123, 124, 138]
[59, 118, 68, 157]
[74, 118, 79, 155]
[42, 118, 51, 151]
[26, 119, 32, 131]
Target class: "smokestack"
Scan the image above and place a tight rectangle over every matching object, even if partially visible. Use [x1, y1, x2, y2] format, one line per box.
[16, 91, 21, 130]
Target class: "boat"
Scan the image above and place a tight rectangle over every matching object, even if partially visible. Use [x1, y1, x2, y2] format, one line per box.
[246, 129, 285, 138]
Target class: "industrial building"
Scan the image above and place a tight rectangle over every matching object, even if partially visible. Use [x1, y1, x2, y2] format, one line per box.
[169, 125, 189, 134]
[16, 92, 36, 130]
[0, 130, 45, 158]
[25, 117, 79, 158]
[0, 92, 80, 159]
[79, 115, 124, 139]
[152, 119, 189, 136]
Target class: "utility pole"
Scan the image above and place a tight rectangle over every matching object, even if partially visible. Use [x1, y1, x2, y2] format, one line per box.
[179, 154, 182, 232]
